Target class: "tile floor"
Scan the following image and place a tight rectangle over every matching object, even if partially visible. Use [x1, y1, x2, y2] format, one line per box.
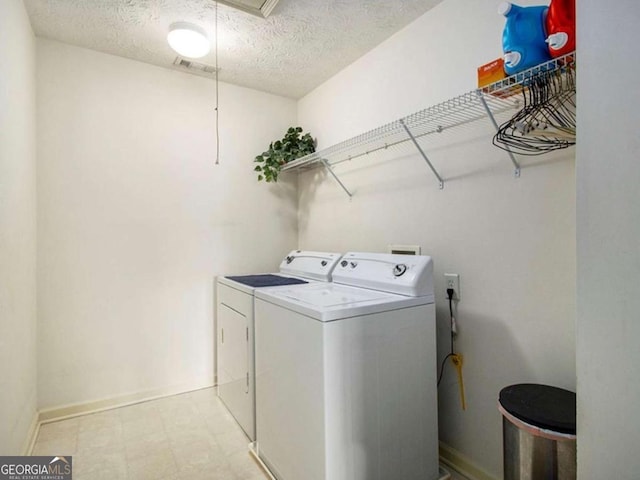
[31, 388, 266, 480]
[31, 387, 468, 480]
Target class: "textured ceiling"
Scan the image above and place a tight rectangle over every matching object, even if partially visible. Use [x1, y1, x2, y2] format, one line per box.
[24, 0, 443, 98]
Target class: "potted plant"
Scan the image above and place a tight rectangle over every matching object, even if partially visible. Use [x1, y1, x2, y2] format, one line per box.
[254, 127, 315, 182]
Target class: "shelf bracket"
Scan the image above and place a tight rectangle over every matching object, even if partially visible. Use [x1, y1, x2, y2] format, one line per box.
[321, 159, 352, 198]
[399, 119, 444, 189]
[477, 91, 521, 178]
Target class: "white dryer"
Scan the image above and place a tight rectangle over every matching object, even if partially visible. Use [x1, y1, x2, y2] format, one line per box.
[254, 252, 439, 480]
[216, 250, 341, 440]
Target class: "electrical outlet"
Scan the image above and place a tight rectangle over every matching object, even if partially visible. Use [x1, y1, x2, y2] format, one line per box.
[445, 273, 460, 300]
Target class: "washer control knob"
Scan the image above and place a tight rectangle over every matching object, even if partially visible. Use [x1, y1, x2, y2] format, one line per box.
[341, 260, 348, 268]
[393, 264, 407, 277]
[286, 256, 294, 264]
[321, 260, 328, 267]
[350, 261, 358, 268]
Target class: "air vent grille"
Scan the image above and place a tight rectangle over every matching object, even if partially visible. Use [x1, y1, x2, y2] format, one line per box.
[173, 56, 218, 75]
[217, 0, 280, 17]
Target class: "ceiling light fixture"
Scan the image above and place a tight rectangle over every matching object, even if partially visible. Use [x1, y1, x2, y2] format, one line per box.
[167, 22, 210, 58]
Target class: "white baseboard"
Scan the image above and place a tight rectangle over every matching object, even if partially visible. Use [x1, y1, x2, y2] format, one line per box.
[21, 412, 40, 455]
[251, 441, 453, 480]
[37, 381, 214, 425]
[439, 442, 499, 480]
[248, 442, 276, 480]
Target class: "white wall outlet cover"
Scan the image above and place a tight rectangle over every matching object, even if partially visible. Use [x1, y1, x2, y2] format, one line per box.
[444, 273, 460, 299]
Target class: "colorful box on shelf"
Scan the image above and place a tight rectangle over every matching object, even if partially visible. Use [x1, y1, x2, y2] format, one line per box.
[477, 58, 522, 98]
[478, 58, 505, 87]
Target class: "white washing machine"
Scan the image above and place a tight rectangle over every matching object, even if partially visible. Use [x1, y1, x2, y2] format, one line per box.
[216, 250, 342, 440]
[253, 252, 439, 480]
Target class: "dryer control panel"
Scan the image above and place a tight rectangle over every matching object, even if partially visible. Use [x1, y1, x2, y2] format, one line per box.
[278, 250, 342, 282]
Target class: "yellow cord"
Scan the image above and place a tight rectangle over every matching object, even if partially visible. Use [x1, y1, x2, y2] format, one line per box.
[451, 354, 466, 410]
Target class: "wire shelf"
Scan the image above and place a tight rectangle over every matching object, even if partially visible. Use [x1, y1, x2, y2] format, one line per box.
[282, 52, 576, 193]
[481, 52, 575, 96]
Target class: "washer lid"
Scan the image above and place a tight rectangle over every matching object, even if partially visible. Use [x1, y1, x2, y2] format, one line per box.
[255, 282, 434, 322]
[275, 283, 391, 307]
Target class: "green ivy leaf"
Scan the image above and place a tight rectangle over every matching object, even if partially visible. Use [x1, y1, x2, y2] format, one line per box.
[254, 126, 316, 183]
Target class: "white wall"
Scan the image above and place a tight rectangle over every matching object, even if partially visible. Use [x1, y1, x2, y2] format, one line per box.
[36, 39, 298, 410]
[576, 1, 640, 478]
[297, 0, 575, 477]
[0, 0, 38, 455]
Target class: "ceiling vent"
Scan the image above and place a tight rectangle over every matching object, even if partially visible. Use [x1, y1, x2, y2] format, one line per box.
[217, 0, 280, 17]
[173, 56, 218, 75]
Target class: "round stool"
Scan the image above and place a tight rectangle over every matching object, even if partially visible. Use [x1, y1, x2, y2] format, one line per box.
[498, 383, 576, 480]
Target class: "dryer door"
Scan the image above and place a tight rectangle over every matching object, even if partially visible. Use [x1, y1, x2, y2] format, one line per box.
[217, 284, 254, 440]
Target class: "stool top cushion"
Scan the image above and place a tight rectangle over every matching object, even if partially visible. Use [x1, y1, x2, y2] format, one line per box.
[499, 383, 576, 435]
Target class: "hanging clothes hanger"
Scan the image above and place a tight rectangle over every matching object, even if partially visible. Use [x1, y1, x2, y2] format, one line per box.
[493, 63, 576, 155]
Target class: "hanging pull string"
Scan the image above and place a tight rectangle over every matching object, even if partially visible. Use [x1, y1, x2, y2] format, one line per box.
[214, 0, 220, 165]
